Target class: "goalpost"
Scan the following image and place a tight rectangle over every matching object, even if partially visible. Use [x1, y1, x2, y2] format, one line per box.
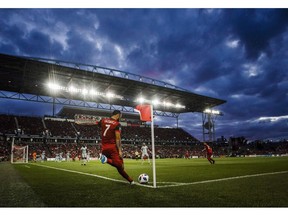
[11, 137, 29, 164]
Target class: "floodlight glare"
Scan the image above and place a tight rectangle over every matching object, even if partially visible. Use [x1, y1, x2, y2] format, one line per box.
[164, 101, 172, 107]
[204, 108, 212, 113]
[106, 92, 115, 98]
[47, 82, 61, 91]
[68, 86, 78, 93]
[137, 97, 145, 103]
[82, 88, 88, 95]
[89, 89, 97, 95]
[204, 108, 221, 115]
[152, 99, 160, 105]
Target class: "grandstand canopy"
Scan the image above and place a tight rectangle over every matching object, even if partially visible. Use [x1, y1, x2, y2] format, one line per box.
[0, 53, 226, 115]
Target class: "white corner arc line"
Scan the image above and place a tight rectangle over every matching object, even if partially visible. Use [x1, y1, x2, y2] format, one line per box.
[30, 163, 154, 188]
[157, 170, 288, 188]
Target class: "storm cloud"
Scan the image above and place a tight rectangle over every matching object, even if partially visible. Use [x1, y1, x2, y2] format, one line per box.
[0, 8, 287, 140]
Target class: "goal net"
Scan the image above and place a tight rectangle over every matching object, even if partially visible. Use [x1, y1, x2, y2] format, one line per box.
[11, 138, 29, 164]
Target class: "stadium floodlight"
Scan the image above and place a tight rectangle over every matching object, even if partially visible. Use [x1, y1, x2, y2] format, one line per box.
[135, 96, 186, 109]
[176, 103, 185, 109]
[46, 80, 125, 100]
[106, 92, 115, 98]
[82, 88, 88, 95]
[152, 98, 160, 106]
[204, 108, 222, 115]
[163, 101, 172, 107]
[47, 82, 61, 91]
[68, 85, 79, 94]
[89, 89, 97, 96]
[137, 97, 145, 104]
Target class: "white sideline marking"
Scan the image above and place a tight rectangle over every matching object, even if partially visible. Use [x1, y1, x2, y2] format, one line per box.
[30, 164, 288, 189]
[157, 170, 288, 188]
[30, 163, 154, 188]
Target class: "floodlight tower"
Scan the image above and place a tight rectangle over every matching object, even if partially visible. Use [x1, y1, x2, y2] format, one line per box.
[202, 108, 223, 142]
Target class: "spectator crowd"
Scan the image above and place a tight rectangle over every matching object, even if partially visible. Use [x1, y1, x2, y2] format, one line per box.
[0, 114, 288, 161]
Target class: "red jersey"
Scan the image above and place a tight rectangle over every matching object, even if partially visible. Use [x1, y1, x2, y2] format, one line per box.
[205, 145, 213, 154]
[99, 118, 121, 145]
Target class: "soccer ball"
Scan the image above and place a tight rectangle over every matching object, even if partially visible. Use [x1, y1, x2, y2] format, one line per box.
[138, 173, 149, 184]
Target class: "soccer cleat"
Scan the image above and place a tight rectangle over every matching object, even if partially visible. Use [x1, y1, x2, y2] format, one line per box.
[130, 181, 135, 185]
[99, 154, 107, 164]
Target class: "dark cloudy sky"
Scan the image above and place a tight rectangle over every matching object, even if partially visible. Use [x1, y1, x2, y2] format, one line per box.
[0, 8, 288, 141]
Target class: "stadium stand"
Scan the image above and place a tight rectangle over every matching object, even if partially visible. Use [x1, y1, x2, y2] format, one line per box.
[17, 116, 45, 136]
[0, 114, 17, 135]
[0, 114, 288, 161]
[44, 119, 76, 138]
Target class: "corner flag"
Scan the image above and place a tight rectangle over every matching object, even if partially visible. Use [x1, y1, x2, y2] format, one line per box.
[135, 104, 157, 188]
[135, 104, 152, 122]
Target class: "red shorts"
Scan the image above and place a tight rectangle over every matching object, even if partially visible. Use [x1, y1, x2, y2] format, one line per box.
[102, 144, 123, 167]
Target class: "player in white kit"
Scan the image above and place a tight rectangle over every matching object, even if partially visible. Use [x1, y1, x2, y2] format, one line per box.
[80, 144, 88, 166]
[141, 143, 151, 165]
[59, 152, 63, 162]
[41, 151, 45, 162]
[66, 151, 71, 162]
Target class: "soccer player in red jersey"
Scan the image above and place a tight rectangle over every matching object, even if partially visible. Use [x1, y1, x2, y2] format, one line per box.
[32, 152, 37, 162]
[185, 150, 190, 159]
[202, 142, 215, 164]
[98, 110, 134, 185]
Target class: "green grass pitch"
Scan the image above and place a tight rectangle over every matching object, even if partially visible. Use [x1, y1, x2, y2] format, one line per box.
[1, 157, 288, 207]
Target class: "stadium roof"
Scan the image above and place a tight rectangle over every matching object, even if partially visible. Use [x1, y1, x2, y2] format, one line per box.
[0, 53, 226, 115]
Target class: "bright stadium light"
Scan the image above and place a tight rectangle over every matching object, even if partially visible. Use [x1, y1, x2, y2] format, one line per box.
[47, 82, 55, 89]
[82, 88, 88, 95]
[152, 98, 160, 106]
[204, 108, 222, 115]
[135, 96, 186, 109]
[163, 101, 172, 107]
[68, 85, 78, 93]
[89, 89, 97, 96]
[46, 80, 125, 100]
[47, 82, 62, 91]
[176, 103, 185, 109]
[106, 92, 115, 98]
[137, 97, 145, 103]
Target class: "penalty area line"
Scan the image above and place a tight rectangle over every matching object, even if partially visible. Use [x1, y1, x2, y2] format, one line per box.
[30, 163, 154, 188]
[157, 170, 288, 188]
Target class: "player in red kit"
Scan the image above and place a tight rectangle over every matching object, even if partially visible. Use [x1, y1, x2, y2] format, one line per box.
[185, 150, 190, 159]
[202, 142, 215, 164]
[99, 110, 134, 185]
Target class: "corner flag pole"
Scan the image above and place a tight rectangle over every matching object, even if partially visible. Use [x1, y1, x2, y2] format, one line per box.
[150, 104, 157, 188]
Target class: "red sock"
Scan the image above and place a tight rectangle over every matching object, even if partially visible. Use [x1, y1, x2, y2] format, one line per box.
[107, 159, 133, 182]
[117, 167, 133, 182]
